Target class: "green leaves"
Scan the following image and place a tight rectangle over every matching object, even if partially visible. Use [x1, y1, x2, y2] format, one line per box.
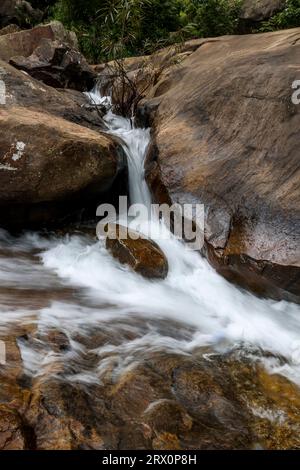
[260, 0, 300, 32]
[51, 0, 184, 61]
[49, 0, 299, 63]
[182, 0, 242, 38]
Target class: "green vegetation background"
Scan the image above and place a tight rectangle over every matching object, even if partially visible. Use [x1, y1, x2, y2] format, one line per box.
[30, 0, 300, 62]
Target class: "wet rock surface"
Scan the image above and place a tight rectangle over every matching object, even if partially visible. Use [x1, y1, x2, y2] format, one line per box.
[0, 24, 21, 36]
[0, 49, 128, 230]
[105, 224, 169, 279]
[140, 29, 300, 302]
[0, 19, 129, 231]
[1, 322, 300, 450]
[0, 20, 95, 91]
[0, 16, 299, 452]
[0, 230, 299, 451]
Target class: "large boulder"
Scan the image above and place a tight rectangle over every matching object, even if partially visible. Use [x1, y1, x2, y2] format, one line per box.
[10, 38, 96, 91]
[0, 59, 102, 131]
[142, 29, 300, 302]
[0, 21, 96, 92]
[105, 223, 169, 279]
[0, 106, 124, 228]
[0, 60, 126, 229]
[240, 0, 286, 22]
[0, 21, 77, 62]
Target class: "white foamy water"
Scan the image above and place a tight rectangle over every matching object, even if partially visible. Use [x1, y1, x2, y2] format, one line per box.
[0, 90, 299, 386]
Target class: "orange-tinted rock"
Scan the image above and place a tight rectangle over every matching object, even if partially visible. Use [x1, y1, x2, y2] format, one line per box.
[142, 29, 300, 302]
[1, 320, 300, 450]
[0, 107, 124, 228]
[106, 224, 169, 279]
[143, 399, 193, 435]
[0, 59, 104, 131]
[0, 408, 25, 450]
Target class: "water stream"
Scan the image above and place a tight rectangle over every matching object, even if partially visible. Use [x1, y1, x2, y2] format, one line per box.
[1, 90, 300, 391]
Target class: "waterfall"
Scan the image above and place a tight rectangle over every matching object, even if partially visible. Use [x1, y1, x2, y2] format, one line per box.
[0, 90, 299, 387]
[87, 90, 152, 209]
[103, 111, 152, 209]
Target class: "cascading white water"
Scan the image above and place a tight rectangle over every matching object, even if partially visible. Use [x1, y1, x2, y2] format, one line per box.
[87, 91, 152, 209]
[0, 90, 300, 387]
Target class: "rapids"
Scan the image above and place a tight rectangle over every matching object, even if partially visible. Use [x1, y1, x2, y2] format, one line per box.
[0, 90, 300, 390]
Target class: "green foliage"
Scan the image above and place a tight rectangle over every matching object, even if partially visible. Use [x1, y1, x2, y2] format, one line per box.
[51, 0, 103, 62]
[44, 0, 300, 62]
[259, 0, 300, 32]
[181, 0, 241, 38]
[51, 0, 183, 61]
[53, 0, 101, 24]
[95, 0, 148, 59]
[138, 0, 183, 49]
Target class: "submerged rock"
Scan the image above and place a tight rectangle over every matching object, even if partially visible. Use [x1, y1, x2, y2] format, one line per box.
[142, 29, 300, 302]
[105, 223, 169, 279]
[2, 322, 300, 450]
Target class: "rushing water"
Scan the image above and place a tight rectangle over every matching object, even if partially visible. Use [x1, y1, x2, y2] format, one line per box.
[0, 91, 300, 389]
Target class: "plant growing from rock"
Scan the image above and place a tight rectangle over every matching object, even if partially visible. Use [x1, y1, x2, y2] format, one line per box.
[91, 0, 183, 117]
[99, 44, 183, 118]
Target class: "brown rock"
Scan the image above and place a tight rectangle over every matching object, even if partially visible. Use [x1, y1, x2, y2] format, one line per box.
[93, 56, 150, 76]
[0, 107, 124, 228]
[0, 21, 77, 62]
[152, 432, 181, 450]
[0, 329, 34, 405]
[143, 399, 193, 435]
[105, 224, 169, 279]
[143, 29, 300, 302]
[1, 319, 300, 450]
[0, 59, 104, 131]
[95, 48, 193, 117]
[0, 56, 127, 229]
[10, 38, 96, 92]
[0, 1, 18, 26]
[0, 408, 25, 450]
